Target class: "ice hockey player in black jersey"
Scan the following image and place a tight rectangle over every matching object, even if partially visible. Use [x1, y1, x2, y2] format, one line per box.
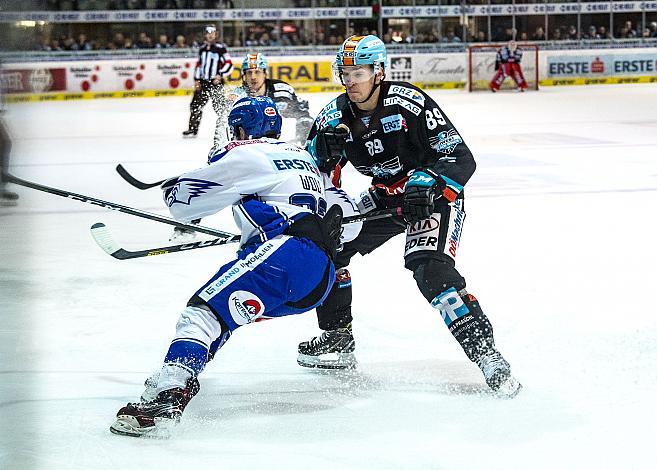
[227, 53, 314, 144]
[297, 35, 522, 398]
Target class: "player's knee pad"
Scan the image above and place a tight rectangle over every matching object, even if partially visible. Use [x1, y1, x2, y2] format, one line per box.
[316, 268, 353, 330]
[412, 258, 466, 303]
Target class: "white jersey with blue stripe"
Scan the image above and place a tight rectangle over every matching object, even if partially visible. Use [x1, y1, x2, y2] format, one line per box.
[165, 138, 356, 246]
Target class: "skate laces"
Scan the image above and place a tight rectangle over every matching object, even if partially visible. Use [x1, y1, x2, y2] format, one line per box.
[310, 325, 352, 347]
[477, 352, 509, 380]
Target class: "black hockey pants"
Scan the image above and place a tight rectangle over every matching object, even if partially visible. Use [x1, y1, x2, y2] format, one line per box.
[187, 80, 229, 134]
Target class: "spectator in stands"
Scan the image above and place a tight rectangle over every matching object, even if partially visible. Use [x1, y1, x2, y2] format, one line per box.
[124, 37, 135, 49]
[112, 32, 126, 49]
[62, 36, 77, 51]
[532, 26, 546, 41]
[650, 22, 657, 37]
[174, 34, 187, 48]
[156, 34, 171, 48]
[642, 28, 652, 39]
[77, 33, 92, 51]
[598, 26, 610, 39]
[552, 28, 562, 40]
[269, 29, 281, 46]
[567, 25, 578, 40]
[441, 27, 461, 43]
[472, 31, 486, 42]
[585, 25, 599, 39]
[136, 32, 153, 48]
[245, 33, 258, 47]
[624, 21, 637, 38]
[259, 33, 271, 47]
[46, 38, 61, 51]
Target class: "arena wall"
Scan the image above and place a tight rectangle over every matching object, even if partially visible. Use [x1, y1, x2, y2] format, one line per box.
[2, 47, 656, 103]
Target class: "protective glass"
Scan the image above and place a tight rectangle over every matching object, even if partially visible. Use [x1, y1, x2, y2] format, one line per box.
[332, 64, 376, 85]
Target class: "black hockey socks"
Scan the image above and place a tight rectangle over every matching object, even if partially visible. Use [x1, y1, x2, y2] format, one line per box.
[431, 288, 495, 363]
[316, 268, 353, 331]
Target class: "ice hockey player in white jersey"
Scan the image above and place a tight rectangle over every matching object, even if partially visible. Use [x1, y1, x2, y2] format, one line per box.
[109, 96, 361, 437]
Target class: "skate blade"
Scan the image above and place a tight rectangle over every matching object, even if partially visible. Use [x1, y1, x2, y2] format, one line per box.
[182, 134, 198, 139]
[0, 200, 18, 207]
[495, 375, 523, 399]
[109, 415, 176, 439]
[297, 352, 357, 370]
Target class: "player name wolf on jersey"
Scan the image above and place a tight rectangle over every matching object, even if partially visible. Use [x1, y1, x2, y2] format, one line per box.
[164, 138, 361, 246]
[307, 81, 476, 202]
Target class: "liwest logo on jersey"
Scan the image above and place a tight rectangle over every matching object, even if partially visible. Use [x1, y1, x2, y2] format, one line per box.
[383, 96, 422, 116]
[381, 114, 406, 134]
[228, 290, 265, 325]
[166, 178, 222, 207]
[388, 85, 425, 106]
[429, 128, 463, 154]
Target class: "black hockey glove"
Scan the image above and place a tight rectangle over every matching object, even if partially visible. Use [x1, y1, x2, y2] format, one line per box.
[314, 124, 350, 174]
[402, 168, 445, 223]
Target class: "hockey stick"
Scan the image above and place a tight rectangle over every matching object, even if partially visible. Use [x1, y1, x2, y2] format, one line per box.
[115, 164, 166, 190]
[90, 208, 403, 260]
[90, 222, 239, 260]
[3, 172, 238, 239]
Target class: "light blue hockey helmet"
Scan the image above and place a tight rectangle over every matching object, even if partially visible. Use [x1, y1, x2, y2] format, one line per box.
[241, 52, 268, 73]
[335, 35, 387, 70]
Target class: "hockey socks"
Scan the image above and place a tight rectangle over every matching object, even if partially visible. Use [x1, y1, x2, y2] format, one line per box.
[431, 288, 495, 363]
[431, 288, 521, 397]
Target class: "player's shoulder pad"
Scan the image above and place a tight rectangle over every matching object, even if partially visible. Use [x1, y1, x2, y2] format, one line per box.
[207, 139, 270, 164]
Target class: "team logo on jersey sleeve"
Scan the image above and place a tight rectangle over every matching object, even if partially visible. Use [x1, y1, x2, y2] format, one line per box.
[166, 178, 222, 207]
[228, 290, 265, 325]
[429, 128, 463, 154]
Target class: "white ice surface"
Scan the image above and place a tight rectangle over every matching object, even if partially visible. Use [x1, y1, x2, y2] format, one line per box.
[1, 85, 656, 469]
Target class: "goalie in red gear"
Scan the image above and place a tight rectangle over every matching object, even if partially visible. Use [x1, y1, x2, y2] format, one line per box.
[489, 41, 528, 92]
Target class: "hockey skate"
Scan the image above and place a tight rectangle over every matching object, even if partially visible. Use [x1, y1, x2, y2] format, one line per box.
[182, 129, 198, 138]
[297, 324, 356, 370]
[110, 377, 199, 438]
[476, 350, 522, 398]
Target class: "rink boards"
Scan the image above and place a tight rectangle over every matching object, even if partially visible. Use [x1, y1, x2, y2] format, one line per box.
[2, 46, 657, 103]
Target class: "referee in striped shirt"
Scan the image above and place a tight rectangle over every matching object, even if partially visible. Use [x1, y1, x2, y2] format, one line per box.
[183, 25, 233, 146]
